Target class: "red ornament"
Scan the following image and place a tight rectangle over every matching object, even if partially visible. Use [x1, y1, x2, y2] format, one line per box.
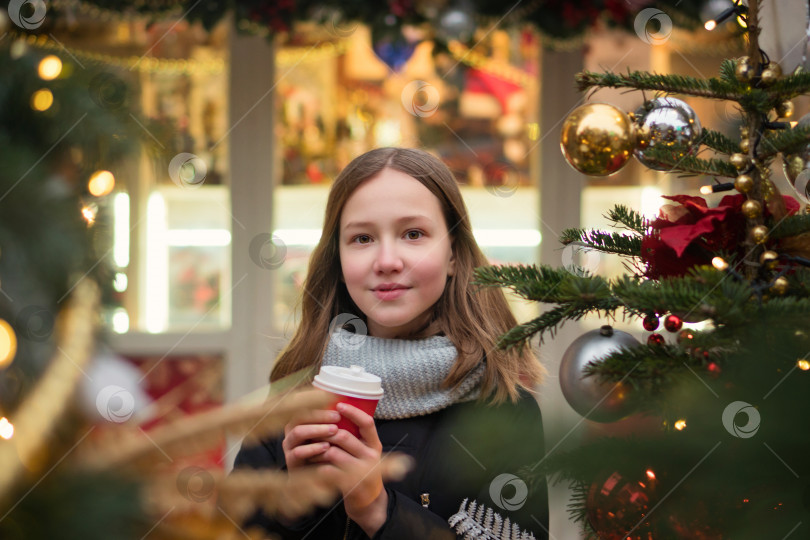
[648, 333, 665, 346]
[707, 362, 721, 377]
[586, 470, 656, 540]
[642, 314, 659, 331]
[664, 314, 683, 332]
[641, 193, 799, 279]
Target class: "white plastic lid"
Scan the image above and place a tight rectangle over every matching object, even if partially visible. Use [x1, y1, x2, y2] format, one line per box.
[312, 365, 384, 399]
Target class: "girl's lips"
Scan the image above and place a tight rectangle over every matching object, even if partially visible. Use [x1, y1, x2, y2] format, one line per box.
[373, 287, 409, 301]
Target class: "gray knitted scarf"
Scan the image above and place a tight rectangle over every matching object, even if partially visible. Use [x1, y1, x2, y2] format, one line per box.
[321, 329, 485, 419]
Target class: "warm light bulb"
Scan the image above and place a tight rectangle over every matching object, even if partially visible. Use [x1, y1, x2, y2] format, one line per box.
[81, 205, 97, 225]
[0, 319, 17, 369]
[31, 88, 53, 111]
[38, 55, 62, 80]
[88, 170, 115, 197]
[712, 257, 729, 271]
[736, 15, 747, 28]
[700, 185, 713, 195]
[798, 359, 810, 371]
[675, 419, 687, 431]
[646, 469, 656, 480]
[704, 20, 717, 31]
[0, 417, 13, 440]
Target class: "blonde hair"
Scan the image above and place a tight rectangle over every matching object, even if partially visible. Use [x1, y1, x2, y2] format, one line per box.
[271, 147, 543, 403]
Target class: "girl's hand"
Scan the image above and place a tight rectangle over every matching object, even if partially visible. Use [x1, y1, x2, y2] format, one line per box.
[281, 408, 341, 470]
[318, 403, 388, 534]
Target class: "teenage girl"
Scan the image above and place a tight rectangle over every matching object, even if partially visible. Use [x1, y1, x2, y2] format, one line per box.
[235, 147, 549, 539]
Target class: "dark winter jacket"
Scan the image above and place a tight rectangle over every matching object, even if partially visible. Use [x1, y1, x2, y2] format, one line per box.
[233, 391, 549, 539]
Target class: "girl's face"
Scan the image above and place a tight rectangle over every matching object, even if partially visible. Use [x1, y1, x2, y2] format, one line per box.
[339, 168, 456, 338]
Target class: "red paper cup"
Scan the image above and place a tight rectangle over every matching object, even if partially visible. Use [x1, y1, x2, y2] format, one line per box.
[313, 365, 383, 439]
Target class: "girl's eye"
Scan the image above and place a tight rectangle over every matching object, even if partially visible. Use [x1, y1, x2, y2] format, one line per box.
[354, 235, 371, 244]
[406, 230, 423, 240]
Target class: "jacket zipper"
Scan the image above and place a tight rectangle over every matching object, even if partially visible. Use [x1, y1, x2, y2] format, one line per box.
[342, 516, 351, 540]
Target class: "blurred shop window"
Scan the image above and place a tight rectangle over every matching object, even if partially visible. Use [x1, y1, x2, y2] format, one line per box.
[94, 20, 232, 334]
[272, 24, 542, 332]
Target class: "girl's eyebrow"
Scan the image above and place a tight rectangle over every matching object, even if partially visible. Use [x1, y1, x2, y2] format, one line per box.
[342, 215, 433, 230]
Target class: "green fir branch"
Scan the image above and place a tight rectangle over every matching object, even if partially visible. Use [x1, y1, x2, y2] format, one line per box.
[637, 147, 739, 177]
[770, 214, 810, 239]
[559, 229, 642, 257]
[769, 70, 810, 100]
[700, 128, 741, 155]
[718, 58, 738, 85]
[759, 124, 810, 159]
[576, 70, 741, 101]
[473, 264, 569, 302]
[583, 344, 708, 393]
[605, 205, 648, 234]
[611, 268, 753, 323]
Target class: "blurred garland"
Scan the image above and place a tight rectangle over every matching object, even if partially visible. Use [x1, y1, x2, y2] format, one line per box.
[4, 31, 225, 75]
[44, 0, 723, 49]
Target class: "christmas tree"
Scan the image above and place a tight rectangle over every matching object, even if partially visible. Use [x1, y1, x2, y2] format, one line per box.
[474, 1, 810, 538]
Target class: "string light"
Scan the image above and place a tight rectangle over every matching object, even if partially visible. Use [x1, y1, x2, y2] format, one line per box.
[88, 170, 115, 197]
[81, 204, 98, 225]
[712, 257, 729, 271]
[31, 88, 53, 111]
[701, 182, 734, 194]
[645, 469, 656, 480]
[704, 6, 740, 31]
[38, 55, 63, 80]
[0, 417, 13, 440]
[674, 419, 687, 431]
[0, 319, 17, 369]
[798, 359, 810, 371]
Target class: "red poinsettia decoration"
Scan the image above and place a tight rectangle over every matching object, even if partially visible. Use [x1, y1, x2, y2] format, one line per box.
[642, 194, 800, 279]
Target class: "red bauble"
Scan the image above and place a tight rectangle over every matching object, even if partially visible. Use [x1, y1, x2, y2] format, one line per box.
[664, 314, 683, 332]
[642, 313, 659, 331]
[707, 362, 721, 377]
[586, 470, 656, 540]
[648, 333, 665, 345]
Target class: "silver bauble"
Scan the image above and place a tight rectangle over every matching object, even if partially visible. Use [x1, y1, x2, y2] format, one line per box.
[633, 97, 702, 171]
[559, 325, 638, 422]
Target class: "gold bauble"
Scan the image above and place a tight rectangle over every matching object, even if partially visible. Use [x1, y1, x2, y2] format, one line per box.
[735, 174, 754, 193]
[759, 250, 778, 268]
[741, 199, 762, 218]
[776, 100, 794, 119]
[750, 225, 769, 244]
[784, 154, 805, 183]
[560, 103, 634, 176]
[760, 67, 779, 86]
[730, 153, 750, 170]
[771, 276, 789, 295]
[735, 56, 753, 83]
[739, 138, 750, 153]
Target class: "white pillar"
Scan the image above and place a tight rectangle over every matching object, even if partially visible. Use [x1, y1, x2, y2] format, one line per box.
[225, 30, 278, 465]
[539, 47, 587, 540]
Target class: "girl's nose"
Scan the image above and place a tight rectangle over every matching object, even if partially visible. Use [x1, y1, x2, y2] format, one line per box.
[372, 240, 404, 273]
